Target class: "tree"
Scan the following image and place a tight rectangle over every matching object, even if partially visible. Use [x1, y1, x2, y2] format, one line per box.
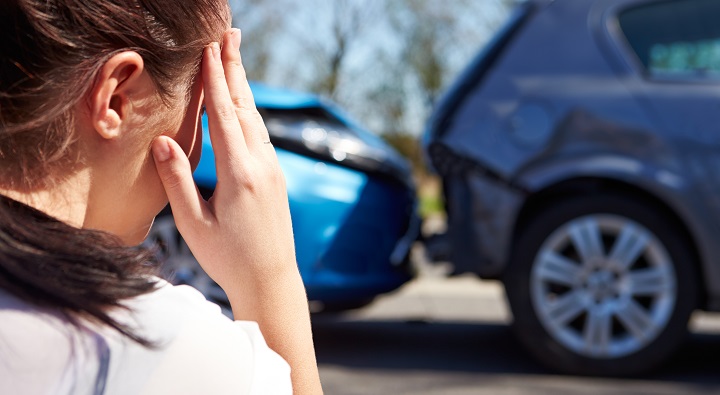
[229, 0, 515, 137]
[387, 0, 513, 108]
[230, 0, 295, 81]
[298, 0, 382, 99]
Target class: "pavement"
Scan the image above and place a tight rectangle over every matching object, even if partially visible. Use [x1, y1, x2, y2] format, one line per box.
[313, 246, 720, 395]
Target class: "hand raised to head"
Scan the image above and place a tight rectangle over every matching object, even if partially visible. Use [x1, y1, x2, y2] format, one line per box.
[151, 28, 296, 294]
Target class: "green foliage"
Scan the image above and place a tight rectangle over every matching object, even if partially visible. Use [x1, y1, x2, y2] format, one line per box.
[419, 187, 445, 218]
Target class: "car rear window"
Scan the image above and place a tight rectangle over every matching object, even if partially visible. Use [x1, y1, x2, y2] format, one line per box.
[618, 0, 720, 79]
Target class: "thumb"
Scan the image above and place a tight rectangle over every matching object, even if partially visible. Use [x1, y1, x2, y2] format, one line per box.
[151, 136, 208, 233]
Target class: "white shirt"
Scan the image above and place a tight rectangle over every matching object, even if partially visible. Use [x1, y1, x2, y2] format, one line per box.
[0, 279, 292, 395]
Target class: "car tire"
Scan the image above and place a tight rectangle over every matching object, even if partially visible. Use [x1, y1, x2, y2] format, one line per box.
[504, 194, 699, 376]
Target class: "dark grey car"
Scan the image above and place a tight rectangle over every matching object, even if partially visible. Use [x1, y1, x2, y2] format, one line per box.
[425, 0, 720, 375]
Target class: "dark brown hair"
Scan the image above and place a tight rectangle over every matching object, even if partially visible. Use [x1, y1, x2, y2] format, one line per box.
[0, 0, 228, 344]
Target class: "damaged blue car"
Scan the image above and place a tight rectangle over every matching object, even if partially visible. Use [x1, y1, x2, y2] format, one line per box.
[149, 83, 418, 314]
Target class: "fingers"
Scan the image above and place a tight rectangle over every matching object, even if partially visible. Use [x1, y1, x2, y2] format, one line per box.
[222, 30, 254, 114]
[152, 136, 210, 233]
[202, 42, 248, 177]
[221, 29, 271, 148]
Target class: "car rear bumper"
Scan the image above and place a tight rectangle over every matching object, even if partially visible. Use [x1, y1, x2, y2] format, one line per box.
[428, 144, 525, 278]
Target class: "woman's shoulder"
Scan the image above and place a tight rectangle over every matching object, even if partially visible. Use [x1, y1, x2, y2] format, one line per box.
[109, 278, 292, 395]
[120, 277, 227, 328]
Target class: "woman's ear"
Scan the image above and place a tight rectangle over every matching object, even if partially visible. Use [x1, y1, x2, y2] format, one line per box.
[89, 52, 144, 140]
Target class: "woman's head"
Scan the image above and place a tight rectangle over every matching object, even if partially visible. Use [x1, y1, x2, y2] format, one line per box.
[0, 0, 230, 242]
[0, 0, 233, 346]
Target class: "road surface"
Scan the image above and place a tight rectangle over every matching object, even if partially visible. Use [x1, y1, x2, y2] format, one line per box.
[314, 265, 720, 395]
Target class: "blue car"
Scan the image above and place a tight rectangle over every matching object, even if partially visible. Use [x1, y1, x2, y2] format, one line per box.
[148, 83, 419, 314]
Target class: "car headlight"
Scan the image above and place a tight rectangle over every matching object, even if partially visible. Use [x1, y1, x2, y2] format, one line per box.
[262, 109, 414, 189]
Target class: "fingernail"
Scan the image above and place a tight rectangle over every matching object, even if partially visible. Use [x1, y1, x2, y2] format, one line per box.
[211, 42, 221, 61]
[231, 28, 241, 50]
[152, 138, 171, 162]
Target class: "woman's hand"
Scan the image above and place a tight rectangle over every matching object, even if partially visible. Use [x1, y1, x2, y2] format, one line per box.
[151, 30, 295, 291]
[151, 29, 323, 395]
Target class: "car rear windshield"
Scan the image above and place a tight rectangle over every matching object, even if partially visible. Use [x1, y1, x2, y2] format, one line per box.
[619, 0, 720, 79]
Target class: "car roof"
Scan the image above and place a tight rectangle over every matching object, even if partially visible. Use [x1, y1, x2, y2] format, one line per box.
[248, 82, 374, 140]
[249, 82, 323, 110]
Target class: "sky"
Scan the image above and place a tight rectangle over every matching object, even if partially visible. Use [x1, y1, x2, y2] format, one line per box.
[229, 0, 515, 135]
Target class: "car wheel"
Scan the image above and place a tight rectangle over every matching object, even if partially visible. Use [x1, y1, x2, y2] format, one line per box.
[145, 214, 233, 317]
[504, 194, 698, 376]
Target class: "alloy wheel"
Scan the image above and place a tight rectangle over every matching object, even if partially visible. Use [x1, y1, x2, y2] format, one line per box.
[530, 214, 676, 359]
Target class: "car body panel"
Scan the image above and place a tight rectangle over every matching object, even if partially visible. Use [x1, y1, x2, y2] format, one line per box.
[425, 0, 720, 308]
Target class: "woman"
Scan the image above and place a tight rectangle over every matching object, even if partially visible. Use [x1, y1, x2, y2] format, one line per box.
[0, 0, 323, 394]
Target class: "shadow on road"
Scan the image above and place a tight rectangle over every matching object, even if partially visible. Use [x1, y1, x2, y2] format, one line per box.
[312, 315, 720, 385]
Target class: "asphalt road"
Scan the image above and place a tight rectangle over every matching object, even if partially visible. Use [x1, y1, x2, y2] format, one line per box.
[313, 271, 720, 395]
